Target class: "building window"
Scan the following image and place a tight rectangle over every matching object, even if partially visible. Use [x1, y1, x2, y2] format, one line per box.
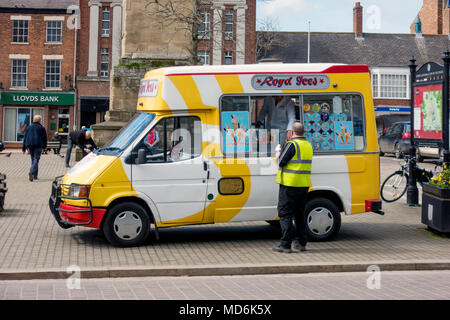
[46, 21, 62, 43]
[198, 8, 210, 39]
[224, 8, 234, 40]
[12, 20, 29, 43]
[197, 50, 210, 65]
[11, 59, 27, 88]
[102, 6, 110, 37]
[3, 108, 44, 142]
[45, 60, 61, 88]
[100, 48, 109, 77]
[224, 51, 233, 65]
[371, 72, 409, 99]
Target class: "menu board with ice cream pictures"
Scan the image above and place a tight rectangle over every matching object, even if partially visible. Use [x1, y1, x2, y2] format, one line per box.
[302, 95, 355, 152]
[222, 111, 250, 153]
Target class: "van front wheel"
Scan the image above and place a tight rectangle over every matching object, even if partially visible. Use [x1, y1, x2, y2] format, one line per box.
[304, 198, 341, 241]
[103, 202, 151, 247]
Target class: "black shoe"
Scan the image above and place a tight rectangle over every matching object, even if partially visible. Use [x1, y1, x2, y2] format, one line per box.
[65, 164, 70, 168]
[293, 242, 307, 252]
[28, 173, 33, 182]
[272, 245, 292, 253]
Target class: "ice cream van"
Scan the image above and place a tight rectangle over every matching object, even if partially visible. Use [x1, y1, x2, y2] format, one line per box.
[49, 63, 383, 247]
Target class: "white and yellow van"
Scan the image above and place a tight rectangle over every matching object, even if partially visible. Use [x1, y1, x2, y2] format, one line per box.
[49, 63, 383, 247]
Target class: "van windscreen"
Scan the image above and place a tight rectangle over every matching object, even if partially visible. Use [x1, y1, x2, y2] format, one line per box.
[101, 112, 155, 153]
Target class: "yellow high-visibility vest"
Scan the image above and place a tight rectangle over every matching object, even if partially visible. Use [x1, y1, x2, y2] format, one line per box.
[276, 138, 313, 187]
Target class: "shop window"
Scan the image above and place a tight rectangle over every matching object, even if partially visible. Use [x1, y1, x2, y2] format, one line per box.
[12, 20, 28, 43]
[46, 21, 62, 43]
[3, 107, 44, 142]
[11, 59, 27, 88]
[302, 94, 365, 152]
[130, 116, 202, 164]
[45, 60, 61, 88]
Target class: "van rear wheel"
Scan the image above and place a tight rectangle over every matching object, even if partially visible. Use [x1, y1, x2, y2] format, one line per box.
[103, 202, 151, 247]
[304, 198, 341, 241]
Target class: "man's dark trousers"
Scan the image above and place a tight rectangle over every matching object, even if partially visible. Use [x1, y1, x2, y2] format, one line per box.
[277, 185, 309, 248]
[29, 147, 42, 179]
[66, 137, 87, 166]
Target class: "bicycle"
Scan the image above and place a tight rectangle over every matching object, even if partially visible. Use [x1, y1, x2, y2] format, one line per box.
[380, 154, 443, 203]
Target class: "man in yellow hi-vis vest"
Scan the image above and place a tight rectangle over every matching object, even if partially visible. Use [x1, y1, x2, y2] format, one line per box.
[274, 121, 313, 253]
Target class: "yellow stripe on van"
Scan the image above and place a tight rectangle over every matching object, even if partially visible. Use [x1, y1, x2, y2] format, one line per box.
[215, 74, 244, 94]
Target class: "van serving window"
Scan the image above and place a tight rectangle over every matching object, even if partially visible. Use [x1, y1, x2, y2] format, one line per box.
[220, 94, 365, 156]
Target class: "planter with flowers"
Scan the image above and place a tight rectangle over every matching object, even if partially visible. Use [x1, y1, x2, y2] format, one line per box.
[421, 163, 450, 233]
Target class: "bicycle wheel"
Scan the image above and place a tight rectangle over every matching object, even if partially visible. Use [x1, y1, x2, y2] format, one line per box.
[381, 171, 409, 202]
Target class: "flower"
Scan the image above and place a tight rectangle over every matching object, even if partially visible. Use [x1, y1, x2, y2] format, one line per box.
[430, 163, 450, 190]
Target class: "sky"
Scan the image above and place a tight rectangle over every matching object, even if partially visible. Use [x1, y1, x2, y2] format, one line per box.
[256, 0, 423, 34]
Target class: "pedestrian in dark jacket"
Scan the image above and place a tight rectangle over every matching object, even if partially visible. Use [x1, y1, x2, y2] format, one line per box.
[22, 115, 47, 181]
[65, 128, 97, 167]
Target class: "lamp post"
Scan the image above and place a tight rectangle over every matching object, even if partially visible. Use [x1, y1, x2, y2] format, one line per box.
[442, 51, 450, 167]
[407, 57, 419, 206]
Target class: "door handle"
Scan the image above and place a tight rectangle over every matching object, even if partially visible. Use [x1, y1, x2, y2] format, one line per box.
[203, 161, 209, 171]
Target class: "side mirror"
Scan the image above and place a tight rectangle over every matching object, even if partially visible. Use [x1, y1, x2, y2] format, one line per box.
[136, 148, 146, 165]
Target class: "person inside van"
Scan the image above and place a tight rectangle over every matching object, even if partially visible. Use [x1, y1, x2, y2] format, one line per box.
[144, 129, 160, 154]
[256, 96, 296, 144]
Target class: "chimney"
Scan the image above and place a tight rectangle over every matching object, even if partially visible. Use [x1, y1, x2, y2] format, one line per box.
[353, 2, 363, 38]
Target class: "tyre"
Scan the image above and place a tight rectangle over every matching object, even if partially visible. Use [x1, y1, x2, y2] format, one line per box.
[103, 202, 151, 247]
[304, 198, 341, 241]
[381, 171, 408, 202]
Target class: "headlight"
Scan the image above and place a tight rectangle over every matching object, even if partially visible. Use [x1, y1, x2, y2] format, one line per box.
[69, 184, 90, 198]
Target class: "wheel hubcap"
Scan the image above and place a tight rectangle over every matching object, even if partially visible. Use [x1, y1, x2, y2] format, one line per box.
[113, 211, 143, 240]
[307, 207, 334, 236]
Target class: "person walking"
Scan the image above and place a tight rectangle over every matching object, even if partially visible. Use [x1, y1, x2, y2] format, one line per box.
[65, 128, 97, 168]
[273, 121, 313, 253]
[22, 115, 47, 182]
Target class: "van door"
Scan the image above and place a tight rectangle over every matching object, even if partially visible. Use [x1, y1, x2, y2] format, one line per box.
[130, 115, 208, 225]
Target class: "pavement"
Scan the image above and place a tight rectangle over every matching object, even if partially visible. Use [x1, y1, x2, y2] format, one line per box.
[0, 150, 449, 280]
[1, 270, 450, 300]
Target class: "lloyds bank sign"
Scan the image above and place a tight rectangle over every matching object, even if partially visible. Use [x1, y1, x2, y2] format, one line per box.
[0, 92, 75, 106]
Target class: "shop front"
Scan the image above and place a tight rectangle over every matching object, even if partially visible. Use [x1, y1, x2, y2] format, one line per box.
[0, 91, 75, 148]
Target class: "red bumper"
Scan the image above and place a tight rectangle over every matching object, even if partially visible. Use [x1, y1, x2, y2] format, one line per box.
[59, 203, 107, 229]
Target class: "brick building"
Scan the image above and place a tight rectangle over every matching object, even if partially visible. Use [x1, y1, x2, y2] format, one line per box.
[197, 0, 256, 65]
[0, 0, 77, 148]
[76, 0, 122, 130]
[262, 2, 450, 132]
[410, 0, 450, 35]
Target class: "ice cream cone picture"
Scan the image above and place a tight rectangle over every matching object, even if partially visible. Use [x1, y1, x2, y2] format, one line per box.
[222, 111, 250, 153]
[334, 121, 354, 150]
[224, 123, 237, 145]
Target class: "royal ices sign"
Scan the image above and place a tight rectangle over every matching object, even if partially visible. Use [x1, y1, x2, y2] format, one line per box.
[251, 74, 330, 90]
[138, 79, 159, 98]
